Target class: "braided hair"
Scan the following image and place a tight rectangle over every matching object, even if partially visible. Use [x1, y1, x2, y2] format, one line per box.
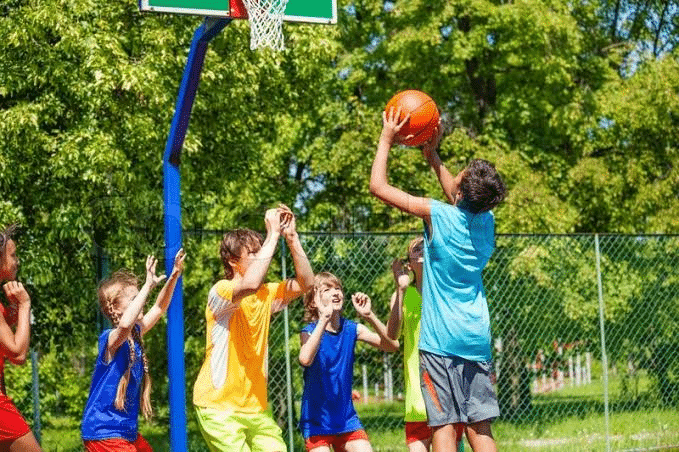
[98, 270, 153, 421]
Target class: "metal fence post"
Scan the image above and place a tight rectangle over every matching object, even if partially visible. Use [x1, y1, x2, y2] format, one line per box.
[280, 237, 295, 452]
[595, 234, 611, 452]
[30, 348, 41, 444]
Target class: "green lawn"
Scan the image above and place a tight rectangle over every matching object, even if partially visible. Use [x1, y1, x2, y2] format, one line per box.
[39, 407, 679, 452]
[37, 370, 679, 452]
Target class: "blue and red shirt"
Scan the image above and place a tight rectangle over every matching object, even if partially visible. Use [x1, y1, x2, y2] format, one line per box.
[299, 317, 362, 438]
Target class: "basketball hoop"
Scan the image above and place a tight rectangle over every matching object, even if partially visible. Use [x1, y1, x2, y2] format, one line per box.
[241, 0, 290, 51]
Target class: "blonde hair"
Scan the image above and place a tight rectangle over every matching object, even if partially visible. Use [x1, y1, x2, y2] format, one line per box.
[303, 272, 343, 322]
[406, 236, 424, 285]
[97, 270, 153, 421]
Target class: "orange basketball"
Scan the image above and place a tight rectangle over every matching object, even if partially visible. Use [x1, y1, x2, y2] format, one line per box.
[385, 90, 439, 146]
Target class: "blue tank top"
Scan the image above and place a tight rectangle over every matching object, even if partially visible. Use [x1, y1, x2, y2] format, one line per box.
[420, 199, 495, 362]
[299, 318, 362, 438]
[81, 327, 144, 441]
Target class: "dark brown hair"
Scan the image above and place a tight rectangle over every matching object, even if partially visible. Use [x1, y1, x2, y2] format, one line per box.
[0, 224, 18, 259]
[302, 272, 343, 322]
[459, 159, 507, 213]
[219, 229, 263, 280]
[97, 270, 153, 421]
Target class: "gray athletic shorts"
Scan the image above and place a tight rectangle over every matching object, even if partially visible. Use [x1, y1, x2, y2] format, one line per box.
[419, 351, 500, 426]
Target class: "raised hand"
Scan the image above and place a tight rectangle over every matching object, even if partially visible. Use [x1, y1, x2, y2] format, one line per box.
[351, 292, 372, 318]
[420, 117, 443, 157]
[172, 248, 186, 276]
[265, 207, 283, 235]
[382, 106, 413, 145]
[3, 281, 30, 307]
[278, 204, 297, 239]
[315, 296, 334, 323]
[145, 255, 166, 288]
[391, 258, 410, 290]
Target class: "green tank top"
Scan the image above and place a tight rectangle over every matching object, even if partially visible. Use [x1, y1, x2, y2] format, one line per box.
[403, 285, 427, 422]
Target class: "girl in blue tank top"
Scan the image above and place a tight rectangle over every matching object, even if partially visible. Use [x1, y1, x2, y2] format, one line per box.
[299, 272, 400, 452]
[81, 250, 185, 452]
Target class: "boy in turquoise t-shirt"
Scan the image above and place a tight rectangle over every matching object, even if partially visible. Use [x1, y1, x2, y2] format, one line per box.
[371, 108, 506, 452]
[388, 238, 463, 452]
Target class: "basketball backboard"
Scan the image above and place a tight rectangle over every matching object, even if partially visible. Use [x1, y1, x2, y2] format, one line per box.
[139, 0, 337, 24]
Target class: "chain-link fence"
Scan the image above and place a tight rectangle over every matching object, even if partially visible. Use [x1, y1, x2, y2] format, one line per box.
[267, 233, 679, 452]
[7, 233, 679, 451]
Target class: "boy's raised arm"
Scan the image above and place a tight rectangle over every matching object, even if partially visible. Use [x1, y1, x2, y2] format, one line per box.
[232, 208, 282, 303]
[421, 126, 464, 205]
[278, 204, 314, 306]
[370, 107, 432, 220]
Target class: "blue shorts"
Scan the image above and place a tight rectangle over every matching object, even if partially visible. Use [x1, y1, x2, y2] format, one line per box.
[419, 351, 500, 426]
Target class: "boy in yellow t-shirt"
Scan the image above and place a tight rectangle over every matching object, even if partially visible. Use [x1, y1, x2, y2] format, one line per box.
[193, 205, 314, 452]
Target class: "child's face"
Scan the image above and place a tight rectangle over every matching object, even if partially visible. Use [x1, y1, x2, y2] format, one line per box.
[408, 241, 424, 274]
[315, 283, 344, 312]
[115, 284, 142, 320]
[0, 239, 18, 281]
[232, 247, 258, 277]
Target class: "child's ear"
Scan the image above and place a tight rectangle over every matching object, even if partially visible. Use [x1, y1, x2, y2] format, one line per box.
[228, 257, 239, 270]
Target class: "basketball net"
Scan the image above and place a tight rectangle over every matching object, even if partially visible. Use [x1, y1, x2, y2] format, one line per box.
[242, 0, 290, 51]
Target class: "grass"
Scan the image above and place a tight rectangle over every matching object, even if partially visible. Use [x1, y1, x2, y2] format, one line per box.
[39, 407, 679, 452]
[37, 371, 679, 451]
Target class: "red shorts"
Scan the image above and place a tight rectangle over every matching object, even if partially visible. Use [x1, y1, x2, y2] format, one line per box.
[305, 429, 369, 452]
[0, 393, 31, 442]
[405, 421, 464, 445]
[83, 434, 153, 452]
[405, 421, 432, 444]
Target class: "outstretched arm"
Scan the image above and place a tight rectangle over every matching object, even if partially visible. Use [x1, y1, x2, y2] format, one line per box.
[275, 204, 314, 309]
[370, 107, 432, 220]
[141, 248, 186, 335]
[0, 282, 31, 364]
[386, 259, 410, 341]
[421, 129, 465, 205]
[107, 256, 163, 359]
[353, 293, 399, 352]
[231, 208, 283, 304]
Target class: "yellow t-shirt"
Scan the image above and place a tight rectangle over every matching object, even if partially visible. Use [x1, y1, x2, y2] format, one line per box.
[193, 279, 287, 412]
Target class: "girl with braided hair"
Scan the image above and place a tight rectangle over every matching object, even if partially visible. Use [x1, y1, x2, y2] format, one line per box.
[81, 249, 186, 452]
[0, 224, 43, 452]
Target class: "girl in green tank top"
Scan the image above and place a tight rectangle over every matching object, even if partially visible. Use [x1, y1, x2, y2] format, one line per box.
[387, 237, 463, 452]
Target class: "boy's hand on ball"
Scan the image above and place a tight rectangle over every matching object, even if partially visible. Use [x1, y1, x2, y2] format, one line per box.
[420, 118, 443, 157]
[382, 107, 411, 144]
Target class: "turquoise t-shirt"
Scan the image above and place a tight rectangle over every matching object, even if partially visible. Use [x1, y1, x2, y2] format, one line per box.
[419, 199, 495, 362]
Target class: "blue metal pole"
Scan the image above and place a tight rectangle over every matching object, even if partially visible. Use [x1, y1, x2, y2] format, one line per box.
[163, 17, 230, 451]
